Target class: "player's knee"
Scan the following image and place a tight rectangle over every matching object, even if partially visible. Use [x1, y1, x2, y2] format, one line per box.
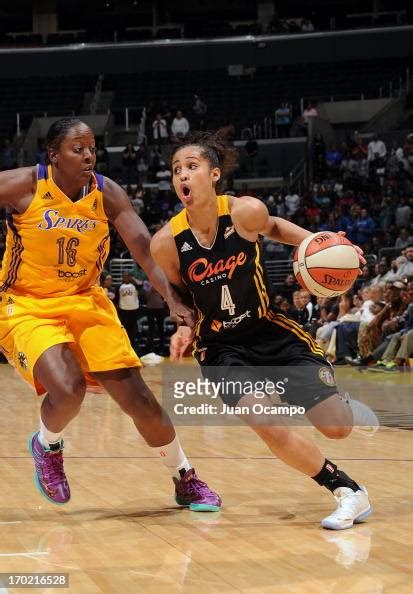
[54, 373, 87, 407]
[320, 425, 352, 439]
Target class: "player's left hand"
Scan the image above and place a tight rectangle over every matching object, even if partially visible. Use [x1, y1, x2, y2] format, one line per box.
[168, 299, 196, 328]
[337, 231, 366, 273]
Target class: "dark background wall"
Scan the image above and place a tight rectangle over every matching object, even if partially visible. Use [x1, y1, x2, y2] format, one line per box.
[0, 26, 412, 78]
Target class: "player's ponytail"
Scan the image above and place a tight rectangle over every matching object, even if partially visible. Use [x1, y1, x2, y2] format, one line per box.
[171, 130, 238, 193]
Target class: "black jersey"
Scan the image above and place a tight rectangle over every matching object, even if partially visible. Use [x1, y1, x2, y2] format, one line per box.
[170, 195, 270, 344]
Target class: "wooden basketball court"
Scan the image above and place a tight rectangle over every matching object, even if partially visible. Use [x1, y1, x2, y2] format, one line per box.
[0, 362, 411, 593]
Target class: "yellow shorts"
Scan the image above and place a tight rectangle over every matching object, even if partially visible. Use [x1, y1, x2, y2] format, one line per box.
[0, 286, 141, 395]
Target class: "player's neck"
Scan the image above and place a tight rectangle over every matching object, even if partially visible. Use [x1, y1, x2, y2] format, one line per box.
[51, 170, 87, 202]
[187, 197, 218, 234]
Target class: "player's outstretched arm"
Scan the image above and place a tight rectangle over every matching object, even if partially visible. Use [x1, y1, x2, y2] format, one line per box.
[103, 178, 195, 327]
[231, 195, 311, 245]
[261, 216, 312, 245]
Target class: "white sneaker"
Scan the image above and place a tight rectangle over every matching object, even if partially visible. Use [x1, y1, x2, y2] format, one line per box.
[343, 393, 379, 435]
[321, 485, 372, 530]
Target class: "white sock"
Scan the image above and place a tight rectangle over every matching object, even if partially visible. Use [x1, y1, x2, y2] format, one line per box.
[39, 418, 62, 449]
[153, 435, 191, 480]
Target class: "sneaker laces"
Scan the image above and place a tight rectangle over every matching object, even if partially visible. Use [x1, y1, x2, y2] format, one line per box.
[39, 450, 66, 490]
[333, 488, 362, 518]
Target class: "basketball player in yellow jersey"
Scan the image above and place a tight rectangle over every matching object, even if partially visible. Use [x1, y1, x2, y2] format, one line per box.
[0, 118, 221, 511]
[151, 131, 379, 530]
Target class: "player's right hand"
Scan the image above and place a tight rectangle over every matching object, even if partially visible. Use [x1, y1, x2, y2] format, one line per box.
[170, 326, 194, 362]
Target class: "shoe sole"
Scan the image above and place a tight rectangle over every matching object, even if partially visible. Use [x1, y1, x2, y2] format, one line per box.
[175, 497, 220, 512]
[189, 503, 221, 512]
[321, 505, 372, 530]
[27, 432, 70, 506]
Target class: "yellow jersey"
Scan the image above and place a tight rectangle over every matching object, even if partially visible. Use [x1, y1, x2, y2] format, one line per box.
[0, 164, 110, 298]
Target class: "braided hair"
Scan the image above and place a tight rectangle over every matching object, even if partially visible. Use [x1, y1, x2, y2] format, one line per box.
[45, 117, 91, 164]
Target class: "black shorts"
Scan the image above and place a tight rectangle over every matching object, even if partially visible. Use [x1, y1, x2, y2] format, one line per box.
[195, 316, 337, 411]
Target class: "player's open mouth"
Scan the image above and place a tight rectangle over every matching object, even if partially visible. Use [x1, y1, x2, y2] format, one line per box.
[181, 184, 192, 201]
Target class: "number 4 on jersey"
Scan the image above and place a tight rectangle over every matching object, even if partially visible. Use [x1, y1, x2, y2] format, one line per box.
[221, 284, 235, 316]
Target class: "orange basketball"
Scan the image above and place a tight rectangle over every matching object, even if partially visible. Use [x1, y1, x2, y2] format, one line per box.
[293, 232, 359, 297]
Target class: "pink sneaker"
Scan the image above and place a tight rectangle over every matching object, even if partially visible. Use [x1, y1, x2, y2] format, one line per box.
[174, 469, 221, 511]
[28, 432, 70, 505]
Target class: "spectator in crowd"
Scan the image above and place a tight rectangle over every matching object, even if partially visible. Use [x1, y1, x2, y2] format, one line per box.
[395, 226, 413, 249]
[152, 113, 169, 143]
[278, 296, 297, 318]
[369, 287, 413, 371]
[394, 196, 411, 229]
[352, 135, 368, 161]
[171, 110, 190, 140]
[101, 274, 116, 303]
[279, 273, 299, 303]
[333, 286, 383, 365]
[299, 290, 320, 329]
[130, 185, 145, 216]
[353, 208, 375, 250]
[192, 94, 207, 127]
[149, 143, 163, 178]
[275, 102, 292, 137]
[397, 244, 413, 278]
[122, 143, 137, 186]
[118, 271, 142, 348]
[302, 103, 318, 125]
[136, 142, 149, 182]
[320, 293, 359, 359]
[156, 160, 172, 194]
[284, 188, 301, 219]
[143, 280, 166, 355]
[351, 281, 406, 366]
[370, 260, 391, 285]
[325, 144, 343, 174]
[367, 132, 387, 162]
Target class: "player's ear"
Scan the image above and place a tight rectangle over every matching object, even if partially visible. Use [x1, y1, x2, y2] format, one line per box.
[211, 167, 221, 183]
[48, 149, 58, 164]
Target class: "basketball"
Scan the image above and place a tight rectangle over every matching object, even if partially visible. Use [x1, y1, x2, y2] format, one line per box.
[293, 232, 359, 297]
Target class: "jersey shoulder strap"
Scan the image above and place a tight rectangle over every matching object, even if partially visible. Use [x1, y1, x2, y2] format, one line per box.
[170, 209, 190, 238]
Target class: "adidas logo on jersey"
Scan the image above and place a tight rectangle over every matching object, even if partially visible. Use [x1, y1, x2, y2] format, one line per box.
[224, 225, 235, 239]
[181, 242, 193, 252]
[41, 191, 53, 200]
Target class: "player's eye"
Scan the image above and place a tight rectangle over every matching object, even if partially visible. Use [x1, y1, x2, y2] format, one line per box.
[173, 167, 181, 175]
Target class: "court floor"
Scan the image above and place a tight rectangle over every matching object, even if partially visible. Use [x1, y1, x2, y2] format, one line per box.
[0, 362, 411, 594]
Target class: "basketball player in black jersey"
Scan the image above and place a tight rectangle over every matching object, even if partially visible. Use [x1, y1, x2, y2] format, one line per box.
[151, 131, 379, 530]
